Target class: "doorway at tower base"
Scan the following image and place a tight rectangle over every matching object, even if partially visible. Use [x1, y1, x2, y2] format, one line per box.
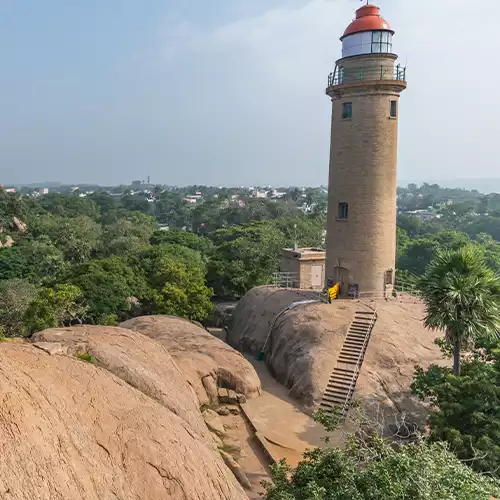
[327, 273, 394, 299]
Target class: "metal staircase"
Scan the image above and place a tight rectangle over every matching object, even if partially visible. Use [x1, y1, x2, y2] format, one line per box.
[319, 309, 378, 416]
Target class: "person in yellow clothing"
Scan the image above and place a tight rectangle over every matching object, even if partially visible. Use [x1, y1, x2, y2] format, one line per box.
[328, 282, 340, 303]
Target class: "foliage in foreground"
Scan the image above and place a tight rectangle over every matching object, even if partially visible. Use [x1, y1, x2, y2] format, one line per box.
[419, 245, 500, 375]
[263, 433, 500, 500]
[412, 337, 500, 477]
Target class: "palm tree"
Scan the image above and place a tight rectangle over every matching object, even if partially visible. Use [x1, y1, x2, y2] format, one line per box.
[420, 245, 500, 376]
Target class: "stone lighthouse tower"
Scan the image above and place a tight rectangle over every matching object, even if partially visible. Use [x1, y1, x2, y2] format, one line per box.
[325, 3, 406, 298]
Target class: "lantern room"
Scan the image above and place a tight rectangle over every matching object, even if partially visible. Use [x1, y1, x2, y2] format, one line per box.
[341, 4, 394, 58]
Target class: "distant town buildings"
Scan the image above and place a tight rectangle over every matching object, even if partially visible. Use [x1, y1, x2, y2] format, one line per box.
[403, 210, 441, 222]
[184, 192, 203, 204]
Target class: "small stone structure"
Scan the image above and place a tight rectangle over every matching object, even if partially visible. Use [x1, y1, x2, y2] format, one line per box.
[278, 247, 326, 290]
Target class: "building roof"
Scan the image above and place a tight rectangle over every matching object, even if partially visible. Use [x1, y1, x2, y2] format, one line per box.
[342, 4, 393, 39]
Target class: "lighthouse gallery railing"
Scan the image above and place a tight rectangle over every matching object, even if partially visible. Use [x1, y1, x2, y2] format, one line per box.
[328, 65, 406, 87]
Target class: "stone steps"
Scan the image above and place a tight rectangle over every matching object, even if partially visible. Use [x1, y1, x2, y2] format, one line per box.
[319, 310, 377, 415]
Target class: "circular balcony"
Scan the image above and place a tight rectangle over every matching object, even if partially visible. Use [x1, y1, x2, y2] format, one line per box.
[327, 64, 406, 88]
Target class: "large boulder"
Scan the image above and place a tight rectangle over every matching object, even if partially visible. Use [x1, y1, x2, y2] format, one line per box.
[228, 286, 323, 355]
[121, 316, 261, 406]
[229, 286, 447, 426]
[0, 341, 247, 499]
[32, 325, 209, 441]
[11, 216, 27, 233]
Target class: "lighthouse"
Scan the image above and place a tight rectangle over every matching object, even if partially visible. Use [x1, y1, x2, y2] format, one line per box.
[324, 4, 406, 298]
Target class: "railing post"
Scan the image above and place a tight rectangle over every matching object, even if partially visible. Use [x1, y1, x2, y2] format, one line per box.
[380, 65, 383, 79]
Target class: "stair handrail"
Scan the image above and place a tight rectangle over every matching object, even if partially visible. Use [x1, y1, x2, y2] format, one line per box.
[259, 299, 322, 356]
[339, 309, 378, 417]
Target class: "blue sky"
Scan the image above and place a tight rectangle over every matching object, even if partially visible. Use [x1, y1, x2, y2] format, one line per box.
[1, 0, 499, 187]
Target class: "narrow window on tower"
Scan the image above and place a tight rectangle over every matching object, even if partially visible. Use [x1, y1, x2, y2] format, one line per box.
[390, 100, 397, 118]
[337, 202, 348, 220]
[342, 102, 352, 119]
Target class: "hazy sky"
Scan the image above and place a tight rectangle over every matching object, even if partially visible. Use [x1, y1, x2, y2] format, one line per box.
[1, 0, 498, 186]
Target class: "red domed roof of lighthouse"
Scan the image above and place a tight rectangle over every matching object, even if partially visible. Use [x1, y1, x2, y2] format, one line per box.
[341, 4, 393, 39]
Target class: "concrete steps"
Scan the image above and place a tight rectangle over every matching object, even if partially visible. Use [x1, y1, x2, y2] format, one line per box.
[319, 310, 377, 416]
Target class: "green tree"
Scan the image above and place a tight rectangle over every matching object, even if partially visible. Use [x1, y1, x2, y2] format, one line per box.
[273, 215, 325, 249]
[412, 337, 500, 477]
[191, 199, 222, 235]
[62, 257, 148, 323]
[397, 213, 422, 237]
[0, 189, 27, 230]
[87, 191, 119, 224]
[464, 216, 500, 241]
[120, 193, 153, 215]
[35, 193, 100, 220]
[155, 192, 192, 229]
[207, 222, 285, 298]
[474, 233, 500, 272]
[396, 226, 410, 259]
[30, 214, 101, 262]
[138, 244, 213, 321]
[150, 229, 213, 256]
[0, 237, 65, 282]
[0, 279, 37, 337]
[100, 212, 156, 257]
[398, 230, 470, 276]
[264, 422, 500, 499]
[420, 245, 500, 375]
[23, 284, 87, 334]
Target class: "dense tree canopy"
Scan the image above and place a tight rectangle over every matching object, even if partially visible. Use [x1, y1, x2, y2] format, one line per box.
[1, 181, 500, 334]
[61, 257, 148, 324]
[138, 244, 213, 320]
[264, 421, 500, 500]
[412, 344, 500, 478]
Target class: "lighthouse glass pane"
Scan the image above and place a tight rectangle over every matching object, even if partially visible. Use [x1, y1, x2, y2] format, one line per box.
[370, 31, 394, 54]
[342, 32, 373, 57]
[361, 32, 372, 53]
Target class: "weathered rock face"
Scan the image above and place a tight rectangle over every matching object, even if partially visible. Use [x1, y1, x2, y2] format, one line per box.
[228, 286, 323, 355]
[0, 341, 248, 500]
[32, 325, 209, 441]
[121, 316, 261, 406]
[11, 216, 27, 233]
[0, 235, 14, 248]
[229, 286, 447, 427]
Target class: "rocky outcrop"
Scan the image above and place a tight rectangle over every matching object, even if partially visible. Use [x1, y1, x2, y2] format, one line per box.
[229, 286, 448, 427]
[11, 216, 27, 233]
[0, 341, 247, 499]
[121, 316, 261, 406]
[32, 325, 209, 441]
[228, 286, 322, 355]
[0, 235, 14, 248]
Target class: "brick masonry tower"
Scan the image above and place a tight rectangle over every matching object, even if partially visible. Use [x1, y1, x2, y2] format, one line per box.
[325, 4, 406, 298]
